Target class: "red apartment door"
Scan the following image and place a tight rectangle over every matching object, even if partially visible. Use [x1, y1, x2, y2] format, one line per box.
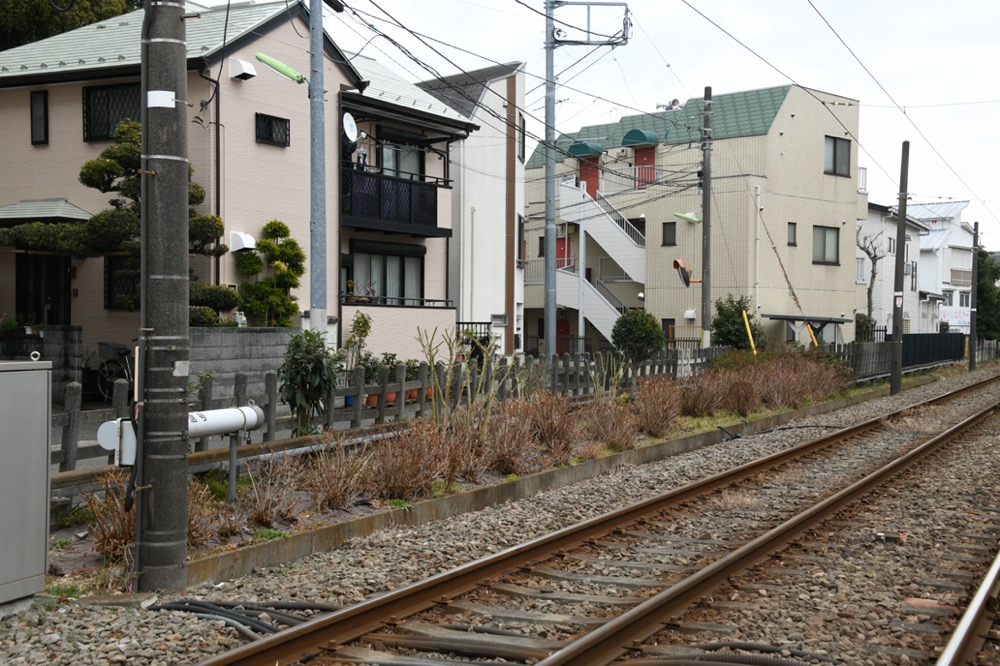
[556, 237, 570, 269]
[579, 157, 599, 199]
[634, 146, 655, 189]
[556, 319, 570, 355]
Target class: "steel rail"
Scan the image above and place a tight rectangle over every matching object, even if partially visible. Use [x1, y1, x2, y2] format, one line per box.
[539, 400, 1000, 665]
[935, 523, 1000, 664]
[198, 374, 1000, 666]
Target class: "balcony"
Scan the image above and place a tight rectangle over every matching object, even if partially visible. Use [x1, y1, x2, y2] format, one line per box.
[340, 165, 450, 237]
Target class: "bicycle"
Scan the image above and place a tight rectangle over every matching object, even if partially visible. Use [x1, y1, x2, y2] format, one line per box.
[97, 341, 134, 402]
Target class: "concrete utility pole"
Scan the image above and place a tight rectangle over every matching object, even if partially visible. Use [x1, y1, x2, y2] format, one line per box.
[970, 221, 979, 371]
[543, 1, 629, 359]
[544, 0, 557, 359]
[700, 86, 712, 347]
[308, 0, 328, 336]
[138, 0, 191, 591]
[890, 140, 909, 396]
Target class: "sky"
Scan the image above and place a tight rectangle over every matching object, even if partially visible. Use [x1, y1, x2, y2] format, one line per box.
[210, 0, 1000, 248]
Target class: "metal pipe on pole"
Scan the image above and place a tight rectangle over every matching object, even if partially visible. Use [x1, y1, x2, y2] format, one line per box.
[700, 86, 713, 348]
[544, 0, 557, 360]
[890, 140, 909, 395]
[970, 221, 979, 371]
[138, 0, 191, 591]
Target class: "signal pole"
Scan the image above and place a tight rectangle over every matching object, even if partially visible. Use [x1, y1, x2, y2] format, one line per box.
[890, 141, 909, 395]
[138, 0, 191, 591]
[970, 221, 979, 371]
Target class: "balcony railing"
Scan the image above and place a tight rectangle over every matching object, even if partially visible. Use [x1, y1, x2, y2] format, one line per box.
[340, 164, 446, 236]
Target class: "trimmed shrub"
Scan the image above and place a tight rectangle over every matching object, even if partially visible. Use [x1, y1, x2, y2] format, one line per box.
[611, 309, 665, 364]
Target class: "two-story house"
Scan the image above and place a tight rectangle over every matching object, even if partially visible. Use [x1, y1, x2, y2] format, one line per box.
[910, 201, 975, 333]
[0, 0, 477, 362]
[854, 202, 931, 333]
[523, 85, 865, 353]
[417, 63, 527, 356]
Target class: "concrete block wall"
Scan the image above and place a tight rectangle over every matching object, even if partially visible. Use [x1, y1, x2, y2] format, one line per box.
[189, 327, 295, 401]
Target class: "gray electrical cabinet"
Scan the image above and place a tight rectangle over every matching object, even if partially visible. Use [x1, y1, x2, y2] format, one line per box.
[0, 361, 50, 605]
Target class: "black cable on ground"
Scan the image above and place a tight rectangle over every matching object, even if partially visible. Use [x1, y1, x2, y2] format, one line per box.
[149, 601, 281, 635]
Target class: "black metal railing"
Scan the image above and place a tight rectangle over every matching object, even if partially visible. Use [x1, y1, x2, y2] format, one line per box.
[341, 165, 440, 230]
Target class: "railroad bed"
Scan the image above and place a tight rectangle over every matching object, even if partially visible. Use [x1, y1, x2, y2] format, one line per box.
[2, 366, 999, 665]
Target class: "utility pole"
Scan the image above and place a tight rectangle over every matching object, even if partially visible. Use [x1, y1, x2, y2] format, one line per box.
[700, 86, 712, 348]
[544, 0, 556, 360]
[890, 140, 909, 395]
[138, 0, 190, 591]
[970, 221, 979, 371]
[308, 0, 328, 336]
[543, 1, 629, 359]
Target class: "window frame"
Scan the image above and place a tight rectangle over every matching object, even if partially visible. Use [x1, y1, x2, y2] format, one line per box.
[83, 82, 140, 142]
[661, 221, 677, 246]
[348, 240, 425, 306]
[959, 291, 971, 308]
[787, 221, 797, 246]
[812, 225, 840, 265]
[30, 90, 48, 145]
[517, 112, 526, 163]
[824, 135, 850, 177]
[255, 112, 290, 147]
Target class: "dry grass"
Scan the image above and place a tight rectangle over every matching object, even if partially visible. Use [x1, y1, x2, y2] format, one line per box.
[80, 470, 135, 563]
[365, 420, 442, 501]
[526, 390, 577, 463]
[299, 432, 372, 512]
[634, 375, 681, 437]
[485, 398, 540, 476]
[243, 457, 300, 528]
[187, 480, 218, 548]
[586, 398, 638, 451]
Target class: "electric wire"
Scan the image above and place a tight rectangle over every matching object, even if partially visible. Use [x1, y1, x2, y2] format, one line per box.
[805, 0, 997, 225]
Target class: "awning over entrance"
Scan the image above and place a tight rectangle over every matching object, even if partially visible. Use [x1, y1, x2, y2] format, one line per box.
[919, 291, 946, 301]
[621, 128, 660, 147]
[568, 140, 603, 158]
[762, 313, 852, 327]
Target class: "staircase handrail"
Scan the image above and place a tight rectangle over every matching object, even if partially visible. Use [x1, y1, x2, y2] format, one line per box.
[595, 192, 646, 247]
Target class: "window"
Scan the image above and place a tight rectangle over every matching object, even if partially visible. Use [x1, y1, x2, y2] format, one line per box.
[661, 221, 676, 246]
[104, 255, 140, 310]
[812, 226, 839, 264]
[517, 112, 526, 163]
[30, 91, 48, 145]
[350, 241, 424, 305]
[887, 237, 896, 254]
[824, 136, 850, 176]
[661, 318, 675, 341]
[83, 82, 140, 142]
[960, 292, 971, 308]
[787, 222, 797, 246]
[381, 139, 422, 179]
[856, 257, 867, 283]
[537, 236, 545, 257]
[943, 290, 954, 306]
[255, 113, 290, 147]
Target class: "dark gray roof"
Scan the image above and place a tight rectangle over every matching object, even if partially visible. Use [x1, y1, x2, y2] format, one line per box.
[415, 62, 523, 119]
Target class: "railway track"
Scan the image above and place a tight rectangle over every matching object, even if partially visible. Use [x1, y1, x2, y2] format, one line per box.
[198, 374, 1000, 666]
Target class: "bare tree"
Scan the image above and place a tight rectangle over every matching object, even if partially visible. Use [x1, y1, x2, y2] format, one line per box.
[856, 227, 885, 318]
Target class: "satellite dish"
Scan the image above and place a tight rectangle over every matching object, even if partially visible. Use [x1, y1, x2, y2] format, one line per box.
[343, 112, 358, 143]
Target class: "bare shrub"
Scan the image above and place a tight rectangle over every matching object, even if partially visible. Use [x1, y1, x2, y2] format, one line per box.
[365, 420, 442, 501]
[215, 502, 244, 540]
[442, 406, 490, 485]
[720, 371, 764, 417]
[81, 470, 134, 563]
[526, 390, 577, 460]
[485, 398, 541, 476]
[586, 398, 638, 451]
[300, 431, 371, 512]
[243, 456, 300, 528]
[574, 440, 607, 461]
[634, 375, 681, 437]
[187, 480, 217, 548]
[677, 372, 727, 417]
